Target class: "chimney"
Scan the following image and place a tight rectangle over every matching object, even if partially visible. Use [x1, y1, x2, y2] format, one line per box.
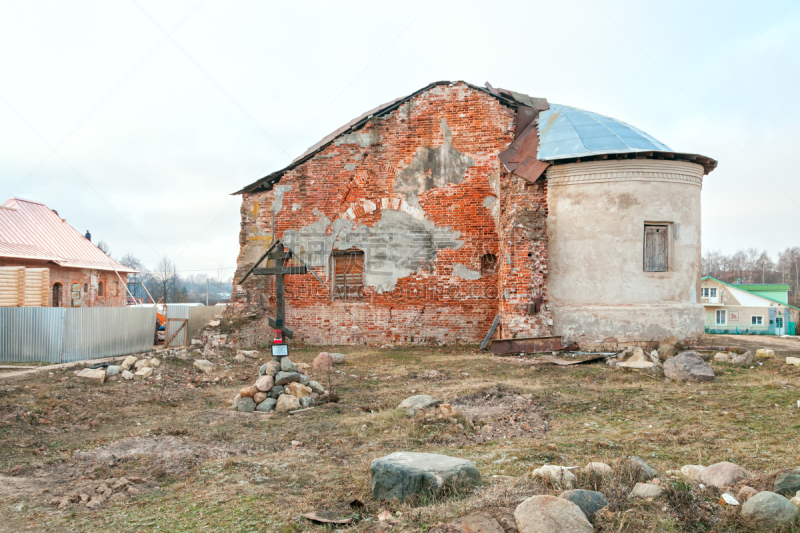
[85, 230, 91, 242]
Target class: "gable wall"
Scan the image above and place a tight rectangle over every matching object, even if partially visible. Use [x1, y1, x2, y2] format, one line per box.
[232, 83, 552, 344]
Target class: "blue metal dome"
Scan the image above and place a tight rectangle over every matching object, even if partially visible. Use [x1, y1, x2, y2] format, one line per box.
[537, 104, 673, 161]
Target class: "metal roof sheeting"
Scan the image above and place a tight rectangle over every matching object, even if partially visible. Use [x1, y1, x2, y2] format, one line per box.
[0, 198, 136, 273]
[734, 283, 791, 292]
[537, 104, 672, 160]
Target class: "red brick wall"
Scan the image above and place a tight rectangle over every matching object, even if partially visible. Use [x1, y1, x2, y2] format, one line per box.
[0, 258, 128, 308]
[233, 83, 551, 344]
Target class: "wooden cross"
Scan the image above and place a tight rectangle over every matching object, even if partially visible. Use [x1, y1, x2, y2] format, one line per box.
[238, 239, 321, 338]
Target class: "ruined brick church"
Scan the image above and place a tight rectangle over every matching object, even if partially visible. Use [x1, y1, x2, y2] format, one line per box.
[232, 81, 717, 345]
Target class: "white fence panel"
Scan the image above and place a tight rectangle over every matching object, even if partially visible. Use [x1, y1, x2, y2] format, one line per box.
[0, 308, 64, 363]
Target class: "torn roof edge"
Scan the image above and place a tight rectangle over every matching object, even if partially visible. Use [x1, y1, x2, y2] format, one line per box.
[232, 80, 524, 195]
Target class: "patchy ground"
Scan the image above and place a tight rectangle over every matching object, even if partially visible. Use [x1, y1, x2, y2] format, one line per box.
[0, 334, 798, 532]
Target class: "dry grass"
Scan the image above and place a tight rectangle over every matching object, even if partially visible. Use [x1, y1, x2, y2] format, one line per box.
[0, 335, 798, 531]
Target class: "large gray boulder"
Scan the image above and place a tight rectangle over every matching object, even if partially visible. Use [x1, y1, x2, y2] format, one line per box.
[698, 462, 751, 489]
[740, 491, 799, 531]
[514, 495, 593, 533]
[559, 489, 608, 519]
[370, 452, 479, 501]
[664, 352, 715, 383]
[774, 467, 800, 496]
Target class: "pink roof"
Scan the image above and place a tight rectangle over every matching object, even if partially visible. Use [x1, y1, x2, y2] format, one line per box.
[0, 198, 137, 273]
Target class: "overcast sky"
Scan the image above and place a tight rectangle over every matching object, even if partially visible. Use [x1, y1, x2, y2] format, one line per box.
[1, 0, 798, 277]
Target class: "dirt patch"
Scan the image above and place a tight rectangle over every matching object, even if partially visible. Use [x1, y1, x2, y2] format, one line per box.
[450, 385, 549, 443]
[75, 435, 249, 476]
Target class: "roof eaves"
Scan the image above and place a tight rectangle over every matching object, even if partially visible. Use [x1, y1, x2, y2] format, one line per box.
[232, 81, 519, 195]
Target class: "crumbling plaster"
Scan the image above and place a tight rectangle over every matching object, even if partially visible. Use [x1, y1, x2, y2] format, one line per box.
[546, 159, 705, 342]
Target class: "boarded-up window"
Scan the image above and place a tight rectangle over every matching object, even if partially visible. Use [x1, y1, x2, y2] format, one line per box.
[643, 225, 668, 272]
[332, 251, 364, 301]
[481, 254, 498, 275]
[98, 281, 104, 297]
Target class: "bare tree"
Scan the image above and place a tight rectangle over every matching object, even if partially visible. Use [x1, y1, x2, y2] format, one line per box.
[96, 240, 111, 257]
[151, 256, 183, 303]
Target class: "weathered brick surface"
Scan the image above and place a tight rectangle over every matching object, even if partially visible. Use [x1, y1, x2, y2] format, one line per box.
[233, 83, 551, 344]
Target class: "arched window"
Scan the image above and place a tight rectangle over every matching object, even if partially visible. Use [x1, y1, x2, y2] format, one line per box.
[52, 283, 62, 307]
[98, 281, 104, 297]
[481, 253, 498, 275]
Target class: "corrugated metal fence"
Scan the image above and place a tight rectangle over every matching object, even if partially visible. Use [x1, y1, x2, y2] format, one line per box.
[0, 307, 157, 363]
[164, 305, 221, 347]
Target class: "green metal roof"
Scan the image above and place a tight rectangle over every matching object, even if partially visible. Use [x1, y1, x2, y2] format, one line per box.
[733, 284, 791, 292]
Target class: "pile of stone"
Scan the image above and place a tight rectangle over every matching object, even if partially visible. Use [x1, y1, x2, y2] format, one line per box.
[75, 354, 160, 384]
[611, 344, 718, 383]
[231, 355, 327, 414]
[49, 476, 146, 510]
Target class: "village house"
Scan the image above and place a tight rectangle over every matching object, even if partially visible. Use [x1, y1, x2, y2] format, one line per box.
[701, 276, 798, 335]
[232, 81, 717, 345]
[0, 198, 135, 307]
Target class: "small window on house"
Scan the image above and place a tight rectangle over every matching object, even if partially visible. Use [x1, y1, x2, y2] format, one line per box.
[481, 253, 498, 275]
[716, 309, 727, 326]
[751, 316, 763, 326]
[643, 225, 668, 272]
[701, 288, 718, 298]
[98, 282, 104, 297]
[332, 250, 364, 301]
[113, 281, 119, 297]
[84, 283, 88, 292]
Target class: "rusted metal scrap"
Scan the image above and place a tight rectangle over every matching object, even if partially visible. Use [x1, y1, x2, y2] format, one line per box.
[491, 336, 564, 355]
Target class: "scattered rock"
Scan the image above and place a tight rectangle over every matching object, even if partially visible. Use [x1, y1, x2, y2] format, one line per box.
[275, 394, 301, 413]
[133, 359, 149, 371]
[233, 354, 246, 363]
[256, 398, 277, 412]
[239, 350, 259, 359]
[307, 380, 324, 394]
[585, 462, 613, 478]
[239, 386, 258, 398]
[105, 365, 121, 377]
[108, 493, 128, 504]
[149, 358, 160, 367]
[133, 367, 153, 381]
[514, 495, 593, 533]
[255, 375, 274, 392]
[285, 382, 309, 399]
[626, 456, 657, 481]
[738, 486, 759, 503]
[230, 394, 241, 410]
[714, 352, 733, 363]
[85, 495, 104, 509]
[237, 397, 256, 413]
[719, 493, 739, 506]
[559, 489, 608, 519]
[76, 368, 106, 384]
[370, 452, 480, 501]
[774, 468, 800, 497]
[300, 396, 313, 408]
[756, 348, 775, 359]
[616, 361, 658, 370]
[627, 347, 646, 363]
[532, 465, 577, 489]
[734, 351, 754, 364]
[631, 483, 664, 499]
[253, 392, 267, 404]
[331, 353, 346, 365]
[698, 462, 751, 489]
[657, 337, 681, 360]
[313, 352, 333, 371]
[274, 371, 302, 386]
[740, 491, 799, 531]
[397, 394, 440, 414]
[663, 352, 715, 383]
[120, 356, 137, 371]
[121, 370, 134, 380]
[193, 359, 214, 373]
[680, 464, 706, 481]
[786, 357, 800, 367]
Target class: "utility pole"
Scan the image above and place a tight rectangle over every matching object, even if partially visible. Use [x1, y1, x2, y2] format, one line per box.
[206, 276, 209, 306]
